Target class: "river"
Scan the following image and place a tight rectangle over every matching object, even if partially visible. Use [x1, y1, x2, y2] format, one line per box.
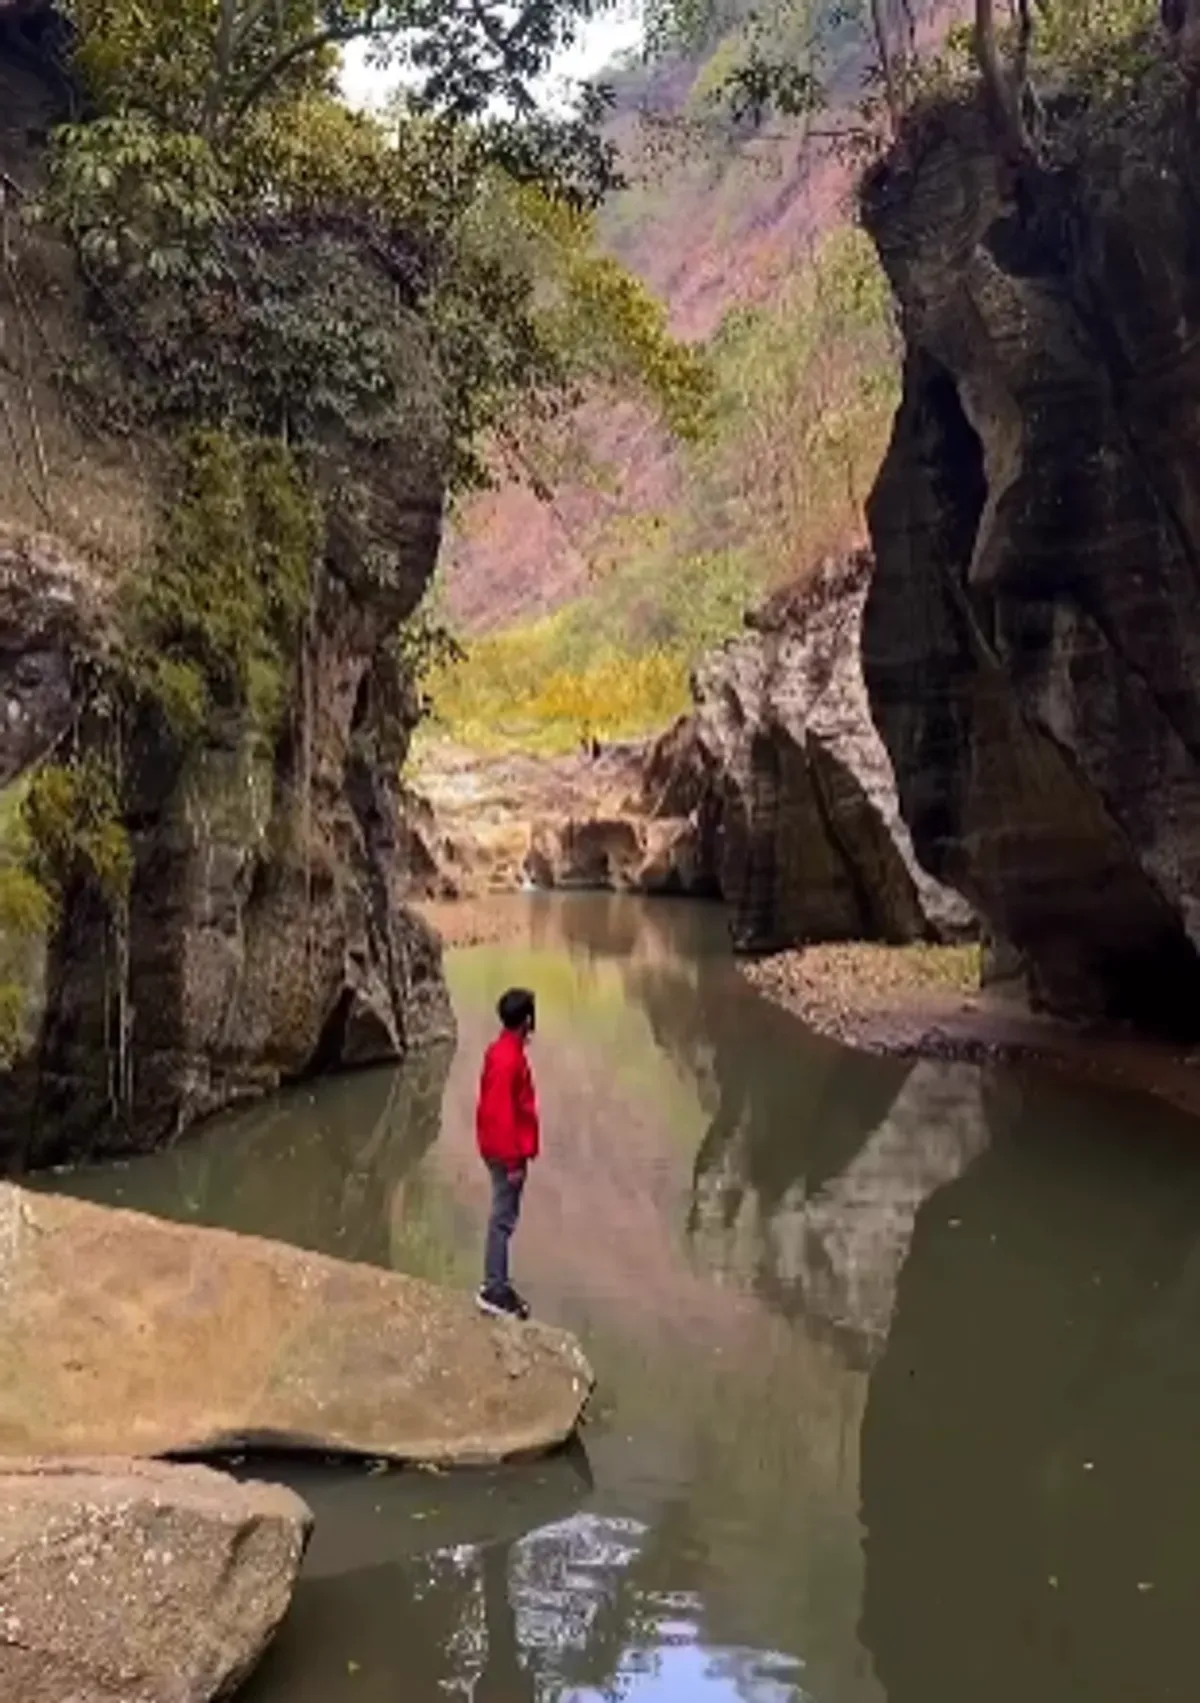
[53, 894, 1200, 1702]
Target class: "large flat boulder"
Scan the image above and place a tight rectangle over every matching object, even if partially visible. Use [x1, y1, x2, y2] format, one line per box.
[0, 1456, 310, 1703]
[0, 1186, 593, 1462]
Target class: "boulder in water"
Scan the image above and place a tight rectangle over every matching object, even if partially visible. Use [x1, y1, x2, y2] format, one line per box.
[0, 1456, 310, 1703]
[0, 1186, 594, 1463]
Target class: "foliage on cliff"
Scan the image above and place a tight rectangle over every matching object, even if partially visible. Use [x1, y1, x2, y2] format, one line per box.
[120, 431, 321, 736]
[641, 0, 1173, 142]
[1, 0, 715, 831]
[432, 223, 895, 748]
[37, 0, 710, 479]
[0, 829, 52, 1065]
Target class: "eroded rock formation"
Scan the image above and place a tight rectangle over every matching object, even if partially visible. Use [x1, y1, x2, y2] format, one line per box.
[0, 509, 454, 1170]
[862, 87, 1200, 1035]
[0, 1184, 593, 1463]
[403, 740, 710, 897]
[644, 551, 974, 950]
[30, 489, 452, 1165]
[0, 1457, 310, 1703]
[0, 37, 454, 1166]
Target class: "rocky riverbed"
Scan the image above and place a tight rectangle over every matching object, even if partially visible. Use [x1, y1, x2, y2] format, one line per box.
[743, 944, 1200, 1122]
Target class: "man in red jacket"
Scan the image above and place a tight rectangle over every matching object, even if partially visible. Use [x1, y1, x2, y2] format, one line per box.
[475, 987, 540, 1319]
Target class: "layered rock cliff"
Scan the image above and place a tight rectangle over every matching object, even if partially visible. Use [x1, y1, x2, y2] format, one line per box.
[24, 504, 452, 1169]
[0, 517, 453, 1171]
[645, 551, 974, 950]
[861, 74, 1200, 1037]
[0, 39, 453, 1167]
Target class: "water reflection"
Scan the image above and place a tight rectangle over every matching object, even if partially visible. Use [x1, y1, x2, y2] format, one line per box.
[860, 1070, 1200, 1703]
[50, 896, 1200, 1703]
[243, 1453, 592, 1700]
[248, 1447, 804, 1702]
[45, 1042, 453, 1264]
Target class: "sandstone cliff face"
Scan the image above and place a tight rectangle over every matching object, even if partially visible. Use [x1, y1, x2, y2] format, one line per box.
[645, 551, 973, 951]
[861, 89, 1200, 1036]
[1, 514, 454, 1170]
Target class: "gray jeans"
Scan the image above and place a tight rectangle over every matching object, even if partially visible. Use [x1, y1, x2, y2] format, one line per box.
[484, 1161, 526, 1294]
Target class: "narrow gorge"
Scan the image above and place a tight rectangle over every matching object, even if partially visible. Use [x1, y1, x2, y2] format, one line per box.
[6, 6, 1200, 1703]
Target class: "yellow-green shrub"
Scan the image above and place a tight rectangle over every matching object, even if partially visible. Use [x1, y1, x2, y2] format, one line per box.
[427, 619, 690, 754]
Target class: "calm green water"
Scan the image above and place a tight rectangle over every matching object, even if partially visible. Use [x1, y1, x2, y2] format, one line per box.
[57, 895, 1200, 1702]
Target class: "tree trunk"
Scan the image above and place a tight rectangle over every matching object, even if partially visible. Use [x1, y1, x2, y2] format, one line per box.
[973, 0, 1035, 164]
[1163, 0, 1200, 88]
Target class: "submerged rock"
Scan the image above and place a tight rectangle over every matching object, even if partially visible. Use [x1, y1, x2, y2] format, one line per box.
[0, 1186, 593, 1463]
[644, 551, 974, 950]
[861, 90, 1200, 1036]
[0, 1456, 310, 1703]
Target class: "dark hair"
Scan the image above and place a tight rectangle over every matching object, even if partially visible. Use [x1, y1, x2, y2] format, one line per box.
[497, 987, 536, 1033]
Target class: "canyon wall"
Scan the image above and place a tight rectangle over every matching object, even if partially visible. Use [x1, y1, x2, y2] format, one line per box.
[646, 551, 973, 950]
[862, 80, 1200, 1036]
[0, 38, 453, 1168]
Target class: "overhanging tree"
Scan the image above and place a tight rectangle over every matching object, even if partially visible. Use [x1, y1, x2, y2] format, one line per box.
[32, 0, 710, 482]
[640, 0, 1188, 161]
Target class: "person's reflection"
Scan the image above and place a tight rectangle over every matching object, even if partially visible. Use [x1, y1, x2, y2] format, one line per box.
[475, 1540, 535, 1703]
[860, 1073, 1200, 1703]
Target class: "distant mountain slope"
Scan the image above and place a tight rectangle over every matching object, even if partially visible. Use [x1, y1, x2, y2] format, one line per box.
[435, 1, 965, 749]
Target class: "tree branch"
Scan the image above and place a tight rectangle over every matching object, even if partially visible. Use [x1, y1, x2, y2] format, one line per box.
[974, 0, 1036, 164]
[867, 0, 900, 129]
[228, 18, 381, 127]
[202, 0, 241, 136]
[1013, 0, 1034, 95]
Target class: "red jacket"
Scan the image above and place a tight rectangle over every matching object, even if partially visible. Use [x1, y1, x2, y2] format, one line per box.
[476, 1030, 540, 1167]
